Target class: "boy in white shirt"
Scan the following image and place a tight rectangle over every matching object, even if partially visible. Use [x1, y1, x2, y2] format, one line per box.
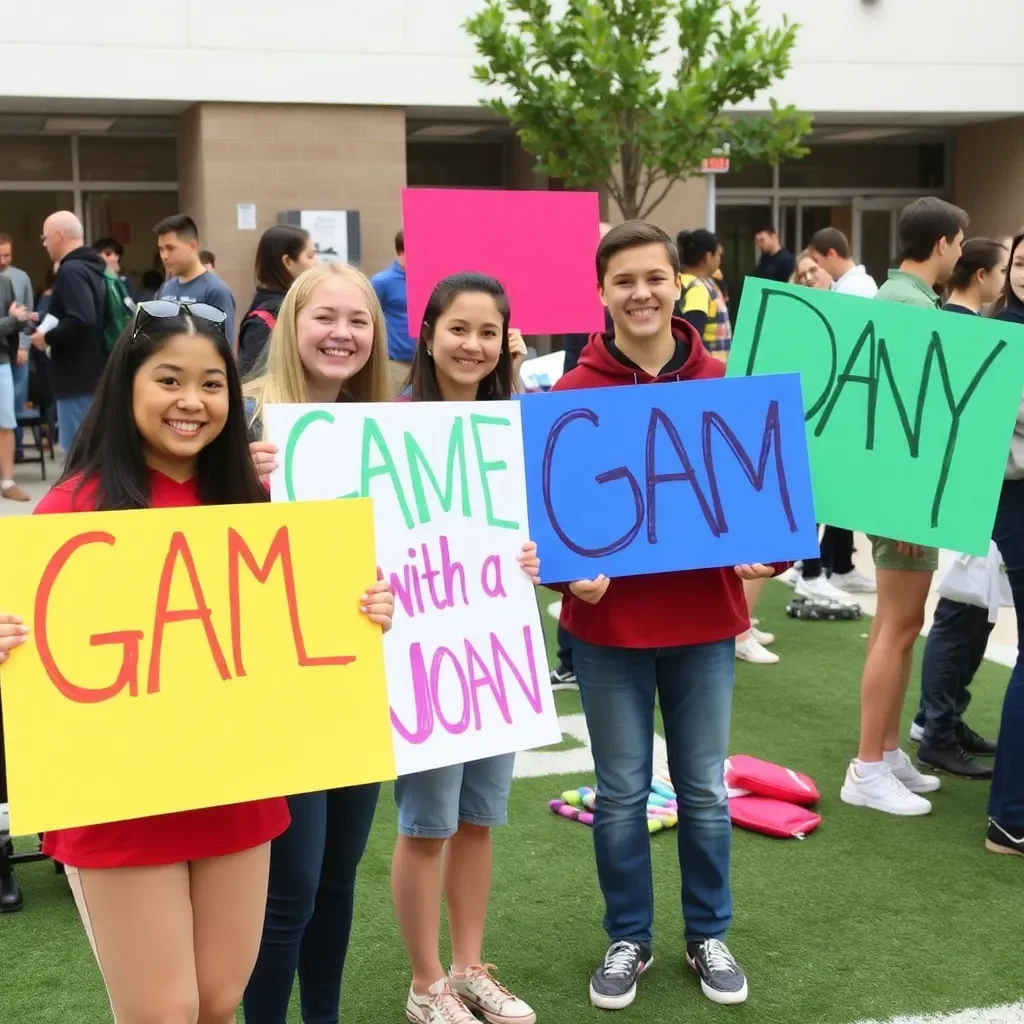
[807, 228, 879, 298]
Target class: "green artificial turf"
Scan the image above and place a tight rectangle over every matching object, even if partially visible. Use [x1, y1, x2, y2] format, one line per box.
[3, 583, 1021, 1024]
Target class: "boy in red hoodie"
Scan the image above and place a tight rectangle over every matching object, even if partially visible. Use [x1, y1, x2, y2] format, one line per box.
[554, 221, 784, 1012]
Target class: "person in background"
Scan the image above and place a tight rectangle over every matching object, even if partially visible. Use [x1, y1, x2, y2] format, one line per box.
[155, 215, 236, 342]
[29, 211, 107, 452]
[806, 228, 879, 298]
[785, 252, 863, 606]
[907, 239, 1009, 779]
[800, 227, 878, 596]
[138, 269, 164, 302]
[676, 229, 731, 359]
[986, 231, 1024, 857]
[93, 237, 138, 300]
[0, 273, 33, 501]
[200, 250, 216, 272]
[0, 234, 35, 463]
[370, 230, 414, 396]
[237, 226, 317, 377]
[841, 197, 968, 817]
[751, 226, 795, 283]
[941, 237, 1007, 315]
[712, 243, 731, 309]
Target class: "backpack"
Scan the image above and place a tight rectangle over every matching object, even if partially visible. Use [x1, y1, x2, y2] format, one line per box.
[244, 308, 277, 332]
[102, 269, 135, 351]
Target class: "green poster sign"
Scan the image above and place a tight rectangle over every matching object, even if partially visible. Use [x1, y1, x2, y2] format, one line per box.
[727, 279, 1024, 555]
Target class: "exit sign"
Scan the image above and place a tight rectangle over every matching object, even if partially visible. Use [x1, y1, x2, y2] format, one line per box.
[702, 156, 730, 173]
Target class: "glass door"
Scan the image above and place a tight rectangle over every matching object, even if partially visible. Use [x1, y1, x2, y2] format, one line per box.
[852, 197, 909, 287]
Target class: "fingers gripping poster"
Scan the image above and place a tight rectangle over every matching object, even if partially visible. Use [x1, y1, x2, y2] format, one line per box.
[266, 402, 560, 776]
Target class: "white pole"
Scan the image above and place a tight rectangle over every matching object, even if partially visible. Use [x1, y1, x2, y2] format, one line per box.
[704, 173, 716, 233]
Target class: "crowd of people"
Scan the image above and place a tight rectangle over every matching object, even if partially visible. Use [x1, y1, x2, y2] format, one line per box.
[0, 194, 1022, 1024]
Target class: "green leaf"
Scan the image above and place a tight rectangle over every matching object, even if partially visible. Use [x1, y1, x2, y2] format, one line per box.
[464, 0, 812, 219]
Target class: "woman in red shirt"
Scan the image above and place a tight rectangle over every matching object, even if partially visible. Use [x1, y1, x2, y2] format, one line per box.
[0, 300, 392, 1024]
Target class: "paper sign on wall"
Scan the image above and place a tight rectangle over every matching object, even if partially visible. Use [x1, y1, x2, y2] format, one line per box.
[519, 375, 819, 583]
[402, 188, 606, 336]
[728, 279, 1024, 554]
[266, 402, 560, 777]
[0, 500, 394, 835]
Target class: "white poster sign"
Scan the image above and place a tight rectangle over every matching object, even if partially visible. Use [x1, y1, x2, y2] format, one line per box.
[265, 402, 559, 776]
[299, 211, 349, 263]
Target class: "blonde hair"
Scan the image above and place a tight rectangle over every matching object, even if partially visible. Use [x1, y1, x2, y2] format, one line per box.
[244, 261, 390, 436]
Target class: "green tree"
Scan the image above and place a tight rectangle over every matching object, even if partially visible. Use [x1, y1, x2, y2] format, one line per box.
[465, 0, 812, 220]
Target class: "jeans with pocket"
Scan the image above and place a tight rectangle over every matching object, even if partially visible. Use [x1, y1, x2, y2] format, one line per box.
[574, 637, 735, 944]
[243, 783, 380, 1024]
[990, 479, 1024, 830]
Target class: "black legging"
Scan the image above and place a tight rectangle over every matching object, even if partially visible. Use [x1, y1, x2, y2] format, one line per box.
[820, 527, 855, 576]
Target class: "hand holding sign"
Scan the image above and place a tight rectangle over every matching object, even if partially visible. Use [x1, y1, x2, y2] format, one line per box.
[569, 576, 611, 604]
[733, 563, 776, 580]
[0, 613, 30, 663]
[251, 441, 279, 480]
[361, 578, 395, 630]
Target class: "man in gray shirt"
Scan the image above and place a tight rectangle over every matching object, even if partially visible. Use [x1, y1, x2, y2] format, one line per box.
[154, 214, 236, 341]
[0, 233, 35, 459]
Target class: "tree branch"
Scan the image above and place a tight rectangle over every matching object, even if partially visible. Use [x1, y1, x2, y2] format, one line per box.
[639, 174, 685, 220]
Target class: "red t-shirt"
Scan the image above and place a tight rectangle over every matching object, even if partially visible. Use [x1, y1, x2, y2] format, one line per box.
[35, 471, 291, 869]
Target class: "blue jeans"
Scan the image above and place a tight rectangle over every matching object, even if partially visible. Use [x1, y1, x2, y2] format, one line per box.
[56, 394, 93, 455]
[990, 479, 1024, 830]
[12, 358, 28, 452]
[574, 637, 735, 944]
[243, 783, 380, 1024]
[913, 598, 994, 745]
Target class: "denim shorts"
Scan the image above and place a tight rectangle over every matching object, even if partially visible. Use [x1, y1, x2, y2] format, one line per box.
[394, 753, 516, 838]
[0, 363, 16, 430]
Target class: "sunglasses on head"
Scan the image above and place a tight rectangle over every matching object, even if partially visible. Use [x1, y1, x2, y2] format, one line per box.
[133, 299, 228, 340]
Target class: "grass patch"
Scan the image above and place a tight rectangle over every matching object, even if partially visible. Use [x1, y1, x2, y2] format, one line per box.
[4, 583, 1021, 1023]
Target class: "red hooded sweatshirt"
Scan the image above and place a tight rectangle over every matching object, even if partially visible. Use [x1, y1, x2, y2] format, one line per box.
[551, 318, 788, 649]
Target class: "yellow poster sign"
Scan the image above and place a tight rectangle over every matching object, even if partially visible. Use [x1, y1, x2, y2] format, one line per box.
[0, 498, 395, 835]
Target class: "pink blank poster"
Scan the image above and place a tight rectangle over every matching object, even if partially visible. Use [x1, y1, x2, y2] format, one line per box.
[403, 188, 606, 336]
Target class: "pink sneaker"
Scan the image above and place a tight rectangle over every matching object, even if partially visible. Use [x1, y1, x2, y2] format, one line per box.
[449, 965, 537, 1024]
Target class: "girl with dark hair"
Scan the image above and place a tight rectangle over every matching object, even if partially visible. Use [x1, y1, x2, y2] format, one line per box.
[238, 226, 317, 376]
[984, 232, 1024, 856]
[675, 229, 731, 358]
[0, 301, 392, 1024]
[944, 238, 1007, 315]
[393, 273, 540, 1024]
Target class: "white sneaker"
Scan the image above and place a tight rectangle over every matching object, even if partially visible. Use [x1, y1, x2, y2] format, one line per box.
[407, 980, 477, 1024]
[777, 566, 800, 587]
[909, 721, 924, 744]
[831, 568, 876, 594]
[887, 748, 941, 793]
[840, 762, 932, 815]
[750, 626, 775, 646]
[736, 636, 779, 664]
[794, 575, 858, 606]
[450, 965, 537, 1024]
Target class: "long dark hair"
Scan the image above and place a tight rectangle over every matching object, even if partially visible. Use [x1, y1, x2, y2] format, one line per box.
[255, 225, 310, 293]
[407, 273, 513, 401]
[61, 312, 268, 510]
[995, 233, 1024, 316]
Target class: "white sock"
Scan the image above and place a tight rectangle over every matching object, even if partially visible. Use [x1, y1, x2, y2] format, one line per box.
[0, 803, 9, 835]
[882, 749, 904, 767]
[854, 759, 887, 777]
[1, 480, 13, 491]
